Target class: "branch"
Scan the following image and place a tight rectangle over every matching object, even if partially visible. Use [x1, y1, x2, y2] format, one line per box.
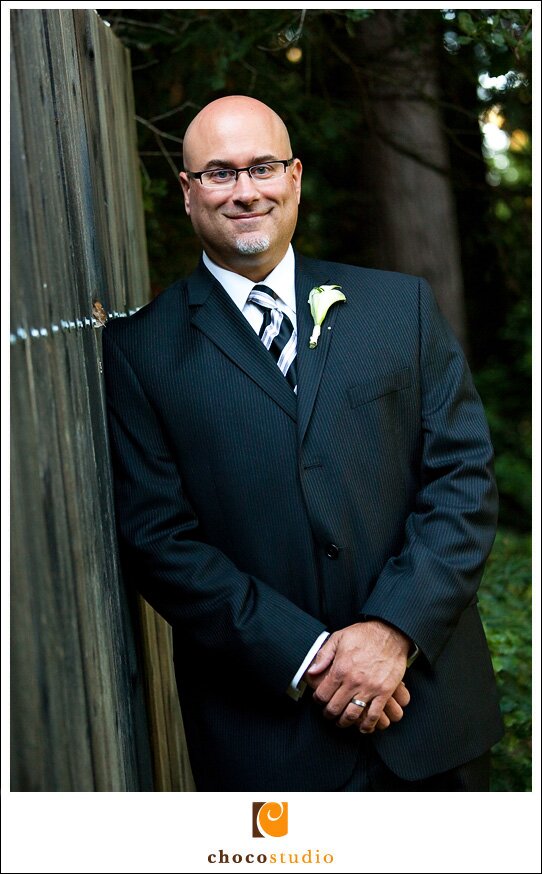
[107, 16, 178, 35]
[257, 8, 307, 52]
[149, 102, 199, 124]
[153, 132, 181, 179]
[135, 115, 184, 145]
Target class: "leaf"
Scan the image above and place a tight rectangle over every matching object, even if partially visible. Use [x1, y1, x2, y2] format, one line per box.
[491, 31, 506, 47]
[458, 12, 475, 35]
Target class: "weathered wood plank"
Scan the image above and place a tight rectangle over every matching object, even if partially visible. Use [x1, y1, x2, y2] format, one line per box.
[138, 602, 196, 792]
[10, 8, 157, 791]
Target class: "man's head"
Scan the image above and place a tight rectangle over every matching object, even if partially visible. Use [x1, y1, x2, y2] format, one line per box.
[179, 96, 302, 281]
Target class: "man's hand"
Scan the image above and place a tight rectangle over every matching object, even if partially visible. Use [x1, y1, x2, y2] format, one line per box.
[303, 620, 411, 733]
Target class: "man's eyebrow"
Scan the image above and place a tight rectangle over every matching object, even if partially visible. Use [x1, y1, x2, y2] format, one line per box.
[199, 155, 280, 170]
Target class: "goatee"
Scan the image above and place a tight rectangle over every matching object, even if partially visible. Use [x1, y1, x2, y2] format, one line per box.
[235, 235, 271, 255]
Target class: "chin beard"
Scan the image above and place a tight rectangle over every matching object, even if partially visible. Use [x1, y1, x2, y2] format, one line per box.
[235, 234, 271, 255]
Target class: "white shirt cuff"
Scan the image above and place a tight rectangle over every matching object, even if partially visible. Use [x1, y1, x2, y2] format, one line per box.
[286, 631, 330, 700]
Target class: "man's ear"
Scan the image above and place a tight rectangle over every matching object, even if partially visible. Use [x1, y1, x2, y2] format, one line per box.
[291, 158, 303, 205]
[179, 172, 191, 215]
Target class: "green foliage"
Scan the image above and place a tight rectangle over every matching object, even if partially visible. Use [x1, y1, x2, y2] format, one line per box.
[454, 9, 532, 67]
[478, 529, 532, 790]
[473, 294, 531, 530]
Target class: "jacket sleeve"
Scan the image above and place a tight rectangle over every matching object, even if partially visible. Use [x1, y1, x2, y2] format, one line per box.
[360, 278, 498, 667]
[102, 326, 326, 694]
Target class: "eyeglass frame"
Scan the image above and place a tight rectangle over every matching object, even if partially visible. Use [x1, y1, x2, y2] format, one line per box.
[185, 158, 295, 187]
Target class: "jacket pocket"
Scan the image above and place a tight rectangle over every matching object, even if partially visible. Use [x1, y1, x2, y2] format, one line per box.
[347, 367, 413, 408]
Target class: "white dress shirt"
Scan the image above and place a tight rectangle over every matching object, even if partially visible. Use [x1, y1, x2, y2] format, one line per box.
[202, 246, 329, 699]
[202, 246, 297, 333]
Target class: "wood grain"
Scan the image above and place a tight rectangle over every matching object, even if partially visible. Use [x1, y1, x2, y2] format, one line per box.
[10, 9, 193, 791]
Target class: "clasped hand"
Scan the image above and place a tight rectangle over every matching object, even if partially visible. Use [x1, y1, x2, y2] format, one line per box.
[303, 620, 411, 734]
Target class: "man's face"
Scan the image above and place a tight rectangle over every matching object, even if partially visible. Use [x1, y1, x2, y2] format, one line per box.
[179, 100, 302, 280]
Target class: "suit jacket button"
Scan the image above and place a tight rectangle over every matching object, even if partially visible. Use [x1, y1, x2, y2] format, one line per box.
[326, 543, 339, 559]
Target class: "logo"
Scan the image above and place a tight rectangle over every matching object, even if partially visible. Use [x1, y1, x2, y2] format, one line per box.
[252, 802, 288, 838]
[206, 802, 334, 864]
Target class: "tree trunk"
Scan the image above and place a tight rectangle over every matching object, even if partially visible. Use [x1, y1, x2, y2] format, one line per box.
[356, 11, 467, 348]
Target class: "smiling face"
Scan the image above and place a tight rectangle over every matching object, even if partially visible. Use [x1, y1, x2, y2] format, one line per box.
[179, 96, 302, 281]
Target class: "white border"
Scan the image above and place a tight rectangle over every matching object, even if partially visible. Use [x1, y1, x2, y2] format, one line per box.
[2, 3, 539, 873]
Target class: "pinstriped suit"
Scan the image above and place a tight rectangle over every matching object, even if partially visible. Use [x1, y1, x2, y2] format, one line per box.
[103, 252, 504, 791]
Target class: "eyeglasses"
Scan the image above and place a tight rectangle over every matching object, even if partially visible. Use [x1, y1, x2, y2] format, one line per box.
[186, 159, 294, 189]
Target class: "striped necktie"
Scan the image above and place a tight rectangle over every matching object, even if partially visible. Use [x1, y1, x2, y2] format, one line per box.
[248, 284, 298, 393]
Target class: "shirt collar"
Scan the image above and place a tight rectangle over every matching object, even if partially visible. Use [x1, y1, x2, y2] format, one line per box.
[202, 245, 296, 313]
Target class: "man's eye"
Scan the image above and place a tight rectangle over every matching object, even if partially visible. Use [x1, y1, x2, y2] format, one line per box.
[210, 169, 234, 181]
[252, 164, 272, 176]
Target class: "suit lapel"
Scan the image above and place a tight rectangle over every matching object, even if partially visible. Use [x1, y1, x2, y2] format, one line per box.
[295, 253, 342, 444]
[188, 260, 297, 421]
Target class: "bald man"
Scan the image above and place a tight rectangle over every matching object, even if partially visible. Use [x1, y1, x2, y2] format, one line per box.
[103, 96, 503, 791]
[180, 96, 300, 280]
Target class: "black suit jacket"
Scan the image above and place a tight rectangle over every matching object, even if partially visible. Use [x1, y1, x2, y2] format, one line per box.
[103, 252, 504, 790]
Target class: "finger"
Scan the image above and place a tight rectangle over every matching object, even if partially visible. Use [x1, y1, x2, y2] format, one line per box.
[306, 639, 336, 677]
[383, 697, 404, 723]
[312, 673, 342, 708]
[358, 698, 386, 734]
[303, 664, 330, 691]
[375, 712, 391, 731]
[336, 699, 369, 729]
[392, 682, 410, 708]
[318, 686, 356, 721]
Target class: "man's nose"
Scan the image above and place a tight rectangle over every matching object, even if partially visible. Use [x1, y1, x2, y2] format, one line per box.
[231, 169, 261, 201]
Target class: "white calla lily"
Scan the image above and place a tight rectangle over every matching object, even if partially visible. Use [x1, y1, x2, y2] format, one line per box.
[308, 285, 346, 348]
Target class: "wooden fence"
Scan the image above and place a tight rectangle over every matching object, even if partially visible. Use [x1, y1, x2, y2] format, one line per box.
[10, 8, 194, 791]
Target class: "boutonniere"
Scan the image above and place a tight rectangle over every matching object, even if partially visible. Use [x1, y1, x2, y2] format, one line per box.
[308, 285, 346, 348]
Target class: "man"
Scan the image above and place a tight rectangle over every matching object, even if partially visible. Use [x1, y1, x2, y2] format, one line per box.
[103, 95, 504, 791]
